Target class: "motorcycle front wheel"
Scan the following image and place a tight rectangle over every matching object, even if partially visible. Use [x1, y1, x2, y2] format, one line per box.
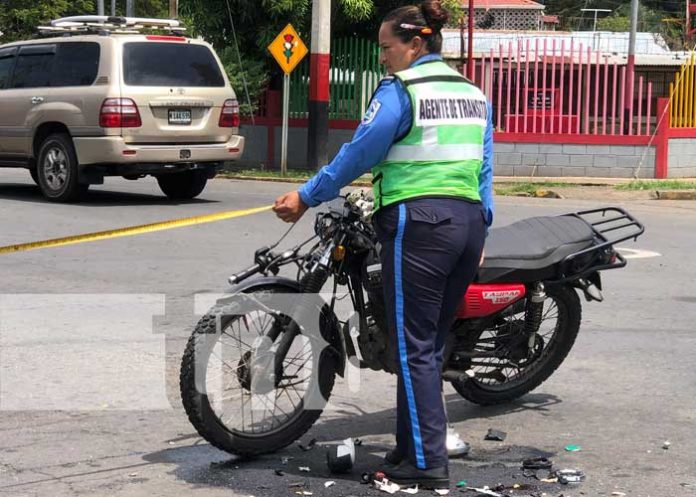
[449, 284, 581, 406]
[179, 283, 338, 457]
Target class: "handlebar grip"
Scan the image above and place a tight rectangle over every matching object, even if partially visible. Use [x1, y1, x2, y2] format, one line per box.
[228, 264, 261, 285]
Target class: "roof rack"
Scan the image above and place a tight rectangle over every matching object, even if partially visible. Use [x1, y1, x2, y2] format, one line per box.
[38, 16, 186, 36]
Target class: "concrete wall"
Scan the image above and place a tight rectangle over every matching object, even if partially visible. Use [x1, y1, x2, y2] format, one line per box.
[494, 143, 656, 178]
[667, 138, 696, 178]
[239, 124, 662, 178]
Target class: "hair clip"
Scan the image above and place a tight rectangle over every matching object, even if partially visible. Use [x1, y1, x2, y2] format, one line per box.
[399, 23, 433, 35]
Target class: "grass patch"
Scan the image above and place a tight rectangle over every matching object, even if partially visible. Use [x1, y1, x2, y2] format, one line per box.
[494, 181, 574, 196]
[615, 180, 696, 191]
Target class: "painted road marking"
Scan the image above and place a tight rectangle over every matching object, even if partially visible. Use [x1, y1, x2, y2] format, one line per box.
[0, 205, 273, 255]
[616, 247, 662, 260]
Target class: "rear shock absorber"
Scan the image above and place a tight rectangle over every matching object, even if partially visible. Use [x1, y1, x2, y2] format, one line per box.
[525, 283, 547, 349]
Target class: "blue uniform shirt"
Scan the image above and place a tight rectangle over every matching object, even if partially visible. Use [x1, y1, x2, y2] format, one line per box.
[298, 53, 495, 228]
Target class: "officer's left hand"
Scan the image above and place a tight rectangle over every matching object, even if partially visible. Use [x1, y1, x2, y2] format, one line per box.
[273, 191, 309, 223]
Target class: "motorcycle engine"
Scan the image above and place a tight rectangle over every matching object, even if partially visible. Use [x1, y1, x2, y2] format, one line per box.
[358, 248, 399, 374]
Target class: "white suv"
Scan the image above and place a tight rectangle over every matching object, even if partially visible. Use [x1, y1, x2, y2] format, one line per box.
[0, 17, 245, 202]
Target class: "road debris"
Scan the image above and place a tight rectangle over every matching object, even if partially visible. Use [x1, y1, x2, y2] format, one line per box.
[299, 438, 317, 451]
[484, 429, 507, 442]
[326, 438, 356, 473]
[434, 489, 450, 495]
[564, 444, 582, 452]
[555, 468, 586, 484]
[663, 440, 671, 450]
[354, 438, 363, 446]
[611, 492, 627, 496]
[324, 481, 336, 488]
[463, 486, 505, 497]
[299, 466, 311, 472]
[274, 469, 285, 476]
[522, 457, 553, 470]
[456, 480, 468, 488]
[288, 480, 308, 488]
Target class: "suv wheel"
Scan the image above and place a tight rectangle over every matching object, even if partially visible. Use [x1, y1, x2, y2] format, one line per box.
[37, 134, 84, 202]
[157, 170, 208, 200]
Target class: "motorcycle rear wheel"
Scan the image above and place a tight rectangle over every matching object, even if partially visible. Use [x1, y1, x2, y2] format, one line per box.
[450, 285, 581, 406]
[179, 284, 338, 457]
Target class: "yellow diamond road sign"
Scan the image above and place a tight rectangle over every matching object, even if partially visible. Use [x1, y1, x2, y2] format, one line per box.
[268, 24, 308, 75]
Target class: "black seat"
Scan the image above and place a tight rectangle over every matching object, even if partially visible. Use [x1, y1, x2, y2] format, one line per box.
[478, 216, 596, 283]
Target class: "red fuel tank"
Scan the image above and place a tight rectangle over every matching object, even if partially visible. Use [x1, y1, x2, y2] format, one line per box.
[456, 283, 527, 319]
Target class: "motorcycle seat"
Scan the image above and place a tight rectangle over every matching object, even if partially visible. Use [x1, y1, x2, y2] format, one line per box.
[478, 215, 596, 282]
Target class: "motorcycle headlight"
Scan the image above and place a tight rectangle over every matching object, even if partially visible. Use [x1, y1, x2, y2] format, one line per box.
[315, 214, 336, 240]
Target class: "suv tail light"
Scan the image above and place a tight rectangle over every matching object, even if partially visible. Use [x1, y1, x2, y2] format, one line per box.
[219, 99, 240, 128]
[100, 98, 142, 128]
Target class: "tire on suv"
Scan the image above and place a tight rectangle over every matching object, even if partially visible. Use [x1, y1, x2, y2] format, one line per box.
[36, 133, 88, 202]
[156, 170, 208, 200]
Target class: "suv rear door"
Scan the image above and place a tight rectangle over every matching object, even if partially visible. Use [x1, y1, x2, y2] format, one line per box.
[0, 44, 56, 157]
[119, 38, 234, 145]
[0, 46, 18, 153]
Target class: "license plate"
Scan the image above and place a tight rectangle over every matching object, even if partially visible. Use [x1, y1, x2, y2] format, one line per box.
[169, 109, 192, 125]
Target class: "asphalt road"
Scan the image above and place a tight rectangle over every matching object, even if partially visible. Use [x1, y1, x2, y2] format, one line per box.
[0, 169, 695, 497]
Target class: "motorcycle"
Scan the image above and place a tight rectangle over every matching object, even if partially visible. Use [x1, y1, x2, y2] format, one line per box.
[179, 190, 644, 457]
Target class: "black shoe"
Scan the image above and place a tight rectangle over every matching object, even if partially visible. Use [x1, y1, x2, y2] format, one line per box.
[383, 448, 404, 467]
[382, 460, 450, 489]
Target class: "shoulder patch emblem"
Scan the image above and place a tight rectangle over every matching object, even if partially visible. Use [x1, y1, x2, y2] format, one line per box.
[362, 99, 382, 125]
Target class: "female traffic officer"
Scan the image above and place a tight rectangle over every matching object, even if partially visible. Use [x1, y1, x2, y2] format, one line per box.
[274, 0, 494, 489]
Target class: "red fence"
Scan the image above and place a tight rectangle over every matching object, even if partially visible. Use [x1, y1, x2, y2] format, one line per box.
[472, 39, 654, 137]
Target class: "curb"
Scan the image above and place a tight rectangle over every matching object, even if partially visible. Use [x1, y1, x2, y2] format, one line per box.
[654, 190, 696, 200]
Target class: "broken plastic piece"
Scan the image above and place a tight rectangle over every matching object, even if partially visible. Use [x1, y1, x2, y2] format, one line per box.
[534, 469, 552, 481]
[374, 478, 401, 494]
[611, 492, 627, 496]
[522, 457, 553, 470]
[288, 481, 307, 488]
[456, 480, 468, 487]
[326, 438, 355, 474]
[564, 444, 582, 452]
[465, 487, 504, 497]
[325, 481, 336, 488]
[663, 441, 671, 450]
[354, 438, 363, 446]
[275, 469, 285, 476]
[434, 489, 450, 495]
[400, 485, 419, 494]
[447, 427, 471, 457]
[299, 466, 311, 472]
[555, 468, 586, 484]
[484, 429, 507, 442]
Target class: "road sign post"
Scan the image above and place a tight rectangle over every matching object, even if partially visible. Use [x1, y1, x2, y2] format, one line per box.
[268, 24, 308, 176]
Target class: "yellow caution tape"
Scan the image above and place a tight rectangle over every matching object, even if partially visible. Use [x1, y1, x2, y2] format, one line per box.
[0, 205, 273, 255]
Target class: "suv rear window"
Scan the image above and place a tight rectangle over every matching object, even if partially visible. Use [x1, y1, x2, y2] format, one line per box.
[123, 42, 225, 87]
[53, 42, 100, 87]
[0, 48, 16, 89]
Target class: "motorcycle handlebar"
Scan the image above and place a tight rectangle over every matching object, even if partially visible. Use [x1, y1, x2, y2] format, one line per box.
[228, 264, 262, 285]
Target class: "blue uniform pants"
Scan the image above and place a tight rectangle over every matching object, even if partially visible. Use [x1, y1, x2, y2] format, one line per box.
[374, 198, 487, 470]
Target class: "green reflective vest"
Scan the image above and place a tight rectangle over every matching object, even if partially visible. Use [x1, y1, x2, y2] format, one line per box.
[372, 61, 488, 211]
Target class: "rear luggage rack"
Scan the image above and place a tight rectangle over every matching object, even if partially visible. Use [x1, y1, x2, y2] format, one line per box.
[38, 16, 186, 36]
[558, 207, 645, 280]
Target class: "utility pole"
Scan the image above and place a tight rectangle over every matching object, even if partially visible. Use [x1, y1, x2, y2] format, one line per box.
[97, 0, 105, 16]
[169, 0, 179, 19]
[126, 0, 135, 17]
[467, 0, 475, 80]
[625, 0, 639, 124]
[111, 0, 116, 16]
[307, 0, 331, 171]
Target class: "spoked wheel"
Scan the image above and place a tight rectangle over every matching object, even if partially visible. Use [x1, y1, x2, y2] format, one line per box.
[450, 285, 581, 405]
[180, 284, 338, 456]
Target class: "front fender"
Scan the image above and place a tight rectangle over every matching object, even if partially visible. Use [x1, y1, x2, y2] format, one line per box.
[217, 276, 346, 377]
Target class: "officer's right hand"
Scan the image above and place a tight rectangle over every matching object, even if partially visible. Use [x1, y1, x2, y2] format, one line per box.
[273, 191, 309, 223]
[479, 250, 485, 267]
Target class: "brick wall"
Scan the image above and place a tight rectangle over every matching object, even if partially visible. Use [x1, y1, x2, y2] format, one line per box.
[667, 138, 696, 178]
[493, 143, 656, 178]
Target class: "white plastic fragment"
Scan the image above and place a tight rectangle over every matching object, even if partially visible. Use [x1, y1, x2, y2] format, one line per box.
[375, 478, 401, 494]
[434, 489, 450, 495]
[299, 466, 311, 472]
[400, 485, 419, 494]
[324, 481, 336, 488]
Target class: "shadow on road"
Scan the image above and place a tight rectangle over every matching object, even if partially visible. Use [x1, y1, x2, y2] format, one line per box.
[0, 183, 218, 207]
[143, 393, 564, 496]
